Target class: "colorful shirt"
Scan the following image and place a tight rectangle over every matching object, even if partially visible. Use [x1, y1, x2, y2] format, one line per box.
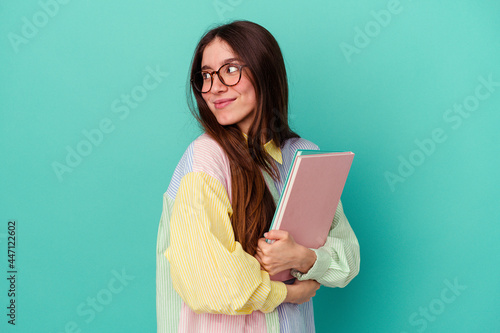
[156, 133, 360, 333]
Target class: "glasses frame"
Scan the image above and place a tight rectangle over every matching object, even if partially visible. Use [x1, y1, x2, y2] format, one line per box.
[192, 63, 247, 93]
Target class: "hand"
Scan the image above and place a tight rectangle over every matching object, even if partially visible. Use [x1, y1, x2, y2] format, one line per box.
[254, 230, 316, 276]
[284, 279, 320, 304]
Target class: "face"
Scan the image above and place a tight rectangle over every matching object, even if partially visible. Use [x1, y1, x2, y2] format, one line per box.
[200, 38, 257, 134]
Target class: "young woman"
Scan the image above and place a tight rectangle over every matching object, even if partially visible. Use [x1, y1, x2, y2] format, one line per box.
[156, 20, 360, 333]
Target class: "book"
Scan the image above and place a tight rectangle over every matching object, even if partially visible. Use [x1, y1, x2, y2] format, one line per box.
[268, 149, 354, 281]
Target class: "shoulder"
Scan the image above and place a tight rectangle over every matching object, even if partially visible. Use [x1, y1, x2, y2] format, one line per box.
[191, 133, 228, 161]
[282, 137, 320, 152]
[276, 137, 320, 176]
[191, 133, 231, 177]
[166, 133, 231, 199]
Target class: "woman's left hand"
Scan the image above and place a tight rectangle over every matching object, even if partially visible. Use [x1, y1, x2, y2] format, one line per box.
[255, 230, 316, 276]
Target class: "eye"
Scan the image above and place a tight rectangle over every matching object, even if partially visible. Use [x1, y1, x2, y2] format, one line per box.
[201, 72, 211, 80]
[225, 65, 239, 74]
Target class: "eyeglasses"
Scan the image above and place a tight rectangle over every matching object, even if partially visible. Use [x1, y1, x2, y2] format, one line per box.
[192, 63, 246, 93]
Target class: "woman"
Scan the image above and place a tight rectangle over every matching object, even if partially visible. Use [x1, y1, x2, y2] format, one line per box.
[156, 20, 360, 333]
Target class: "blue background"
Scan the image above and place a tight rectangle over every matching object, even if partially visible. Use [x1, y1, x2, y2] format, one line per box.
[1, 0, 499, 332]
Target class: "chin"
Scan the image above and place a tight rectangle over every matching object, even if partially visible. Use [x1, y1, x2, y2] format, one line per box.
[215, 118, 236, 127]
[214, 113, 239, 126]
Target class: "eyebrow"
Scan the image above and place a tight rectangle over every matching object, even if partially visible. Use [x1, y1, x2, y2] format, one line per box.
[201, 58, 241, 70]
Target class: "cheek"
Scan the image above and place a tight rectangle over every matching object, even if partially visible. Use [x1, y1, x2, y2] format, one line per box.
[247, 90, 257, 110]
[248, 89, 257, 105]
[201, 93, 210, 104]
[201, 93, 214, 110]
[239, 82, 257, 107]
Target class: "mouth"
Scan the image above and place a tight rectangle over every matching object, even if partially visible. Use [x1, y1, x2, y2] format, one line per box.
[213, 98, 236, 109]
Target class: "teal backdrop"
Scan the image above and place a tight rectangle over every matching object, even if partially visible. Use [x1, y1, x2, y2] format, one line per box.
[1, 0, 499, 332]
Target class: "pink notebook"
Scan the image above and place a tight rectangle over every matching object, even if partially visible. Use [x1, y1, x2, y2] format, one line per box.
[269, 150, 354, 281]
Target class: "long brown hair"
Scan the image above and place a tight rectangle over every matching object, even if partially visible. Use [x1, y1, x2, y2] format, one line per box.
[188, 21, 300, 255]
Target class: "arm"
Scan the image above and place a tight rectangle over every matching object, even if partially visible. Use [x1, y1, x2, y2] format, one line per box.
[165, 171, 287, 315]
[256, 200, 360, 288]
[292, 200, 360, 288]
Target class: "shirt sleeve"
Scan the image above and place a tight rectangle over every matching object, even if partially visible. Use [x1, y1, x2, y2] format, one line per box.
[291, 200, 360, 288]
[165, 171, 287, 315]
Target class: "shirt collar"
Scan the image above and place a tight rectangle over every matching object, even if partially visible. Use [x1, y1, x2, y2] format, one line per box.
[263, 139, 283, 164]
[242, 132, 283, 165]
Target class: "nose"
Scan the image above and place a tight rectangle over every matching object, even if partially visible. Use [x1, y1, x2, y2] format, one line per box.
[211, 73, 227, 93]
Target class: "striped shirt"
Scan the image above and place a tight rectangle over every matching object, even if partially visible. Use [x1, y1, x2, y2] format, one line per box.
[156, 133, 360, 333]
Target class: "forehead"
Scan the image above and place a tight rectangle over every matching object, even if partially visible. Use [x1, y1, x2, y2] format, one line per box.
[201, 38, 238, 69]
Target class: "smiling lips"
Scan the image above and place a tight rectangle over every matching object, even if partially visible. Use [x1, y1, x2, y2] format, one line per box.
[213, 98, 236, 109]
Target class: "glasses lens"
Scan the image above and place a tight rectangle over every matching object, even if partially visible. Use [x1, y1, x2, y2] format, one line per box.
[193, 64, 242, 93]
[193, 72, 211, 93]
[219, 64, 241, 86]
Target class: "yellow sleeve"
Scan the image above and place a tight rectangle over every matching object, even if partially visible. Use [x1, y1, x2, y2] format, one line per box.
[165, 171, 287, 315]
